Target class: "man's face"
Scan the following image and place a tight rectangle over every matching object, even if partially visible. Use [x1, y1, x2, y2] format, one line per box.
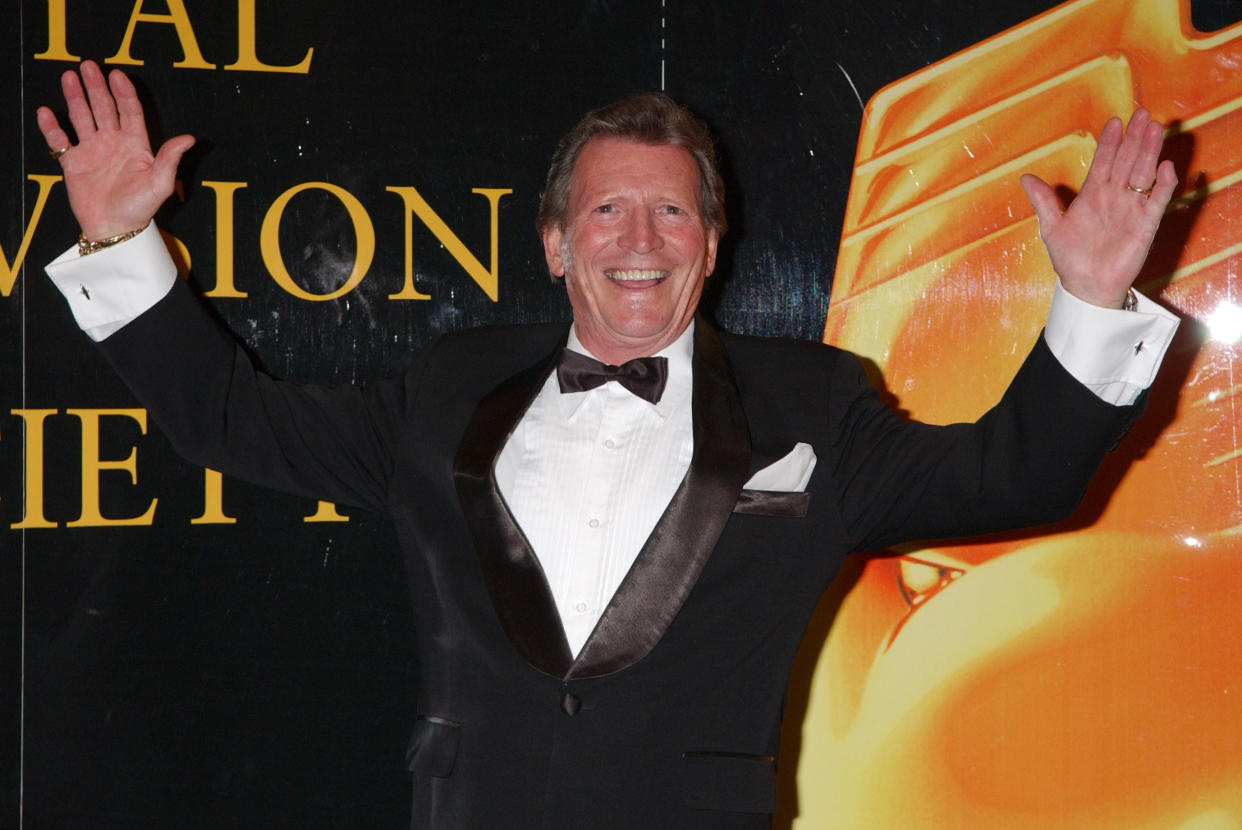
[542, 137, 719, 364]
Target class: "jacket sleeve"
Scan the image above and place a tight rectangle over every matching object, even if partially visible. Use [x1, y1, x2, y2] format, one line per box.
[96, 277, 422, 513]
[827, 335, 1147, 553]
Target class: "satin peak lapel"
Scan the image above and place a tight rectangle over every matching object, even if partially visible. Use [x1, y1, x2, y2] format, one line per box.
[453, 338, 574, 678]
[569, 321, 752, 679]
[453, 322, 751, 681]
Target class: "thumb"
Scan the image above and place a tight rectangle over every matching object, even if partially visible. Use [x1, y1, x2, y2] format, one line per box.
[151, 134, 196, 191]
[1020, 173, 1060, 238]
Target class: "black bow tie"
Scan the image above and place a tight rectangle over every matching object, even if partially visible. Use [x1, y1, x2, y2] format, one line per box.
[555, 349, 669, 404]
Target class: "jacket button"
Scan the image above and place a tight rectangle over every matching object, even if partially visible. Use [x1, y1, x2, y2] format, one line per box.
[561, 692, 581, 716]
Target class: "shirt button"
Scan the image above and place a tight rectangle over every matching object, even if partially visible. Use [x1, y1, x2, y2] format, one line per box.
[603, 438, 616, 449]
[574, 601, 588, 614]
[588, 517, 600, 528]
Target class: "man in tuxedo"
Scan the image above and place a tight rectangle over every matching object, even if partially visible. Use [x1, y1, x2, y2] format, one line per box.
[40, 62, 1178, 828]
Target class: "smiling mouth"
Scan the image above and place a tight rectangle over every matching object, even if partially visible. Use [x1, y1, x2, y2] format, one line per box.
[605, 268, 669, 282]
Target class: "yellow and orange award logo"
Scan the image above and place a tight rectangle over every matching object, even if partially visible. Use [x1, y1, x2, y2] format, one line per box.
[790, 1, 1242, 827]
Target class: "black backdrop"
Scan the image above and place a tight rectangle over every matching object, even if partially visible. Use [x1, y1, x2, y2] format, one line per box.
[6, 1, 1240, 827]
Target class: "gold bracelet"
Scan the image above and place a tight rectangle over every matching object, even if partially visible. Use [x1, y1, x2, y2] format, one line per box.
[78, 226, 145, 257]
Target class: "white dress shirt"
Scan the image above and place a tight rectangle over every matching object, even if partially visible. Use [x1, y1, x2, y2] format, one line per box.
[494, 325, 694, 655]
[45, 224, 1180, 654]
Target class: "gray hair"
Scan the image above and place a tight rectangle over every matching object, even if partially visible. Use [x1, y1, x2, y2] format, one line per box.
[536, 92, 727, 237]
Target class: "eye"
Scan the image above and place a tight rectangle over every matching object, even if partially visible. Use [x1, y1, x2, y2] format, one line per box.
[881, 551, 970, 650]
[661, 204, 684, 216]
[595, 204, 614, 214]
[896, 554, 966, 609]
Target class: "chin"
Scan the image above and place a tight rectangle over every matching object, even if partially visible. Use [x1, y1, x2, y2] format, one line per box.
[601, 313, 680, 343]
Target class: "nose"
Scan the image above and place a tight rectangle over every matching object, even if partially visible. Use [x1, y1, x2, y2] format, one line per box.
[618, 209, 662, 253]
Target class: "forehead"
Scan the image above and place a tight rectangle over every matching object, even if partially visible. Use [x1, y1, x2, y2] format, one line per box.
[569, 137, 701, 203]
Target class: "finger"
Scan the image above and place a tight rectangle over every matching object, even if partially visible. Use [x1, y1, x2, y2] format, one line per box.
[109, 69, 151, 146]
[80, 60, 120, 131]
[1127, 119, 1165, 190]
[1081, 116, 1123, 191]
[1020, 173, 1061, 236]
[62, 69, 97, 139]
[1145, 158, 1179, 216]
[151, 134, 196, 191]
[1112, 108, 1152, 187]
[36, 106, 73, 154]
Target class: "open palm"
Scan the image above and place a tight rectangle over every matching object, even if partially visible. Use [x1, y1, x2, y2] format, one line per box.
[1020, 109, 1177, 309]
[36, 60, 194, 241]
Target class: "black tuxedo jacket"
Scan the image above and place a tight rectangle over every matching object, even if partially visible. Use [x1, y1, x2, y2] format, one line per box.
[99, 279, 1144, 829]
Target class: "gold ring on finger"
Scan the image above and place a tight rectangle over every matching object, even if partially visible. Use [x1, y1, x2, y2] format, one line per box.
[49, 146, 71, 160]
[1126, 183, 1153, 197]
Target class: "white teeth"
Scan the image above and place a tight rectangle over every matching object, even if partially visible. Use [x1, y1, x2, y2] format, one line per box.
[605, 269, 668, 281]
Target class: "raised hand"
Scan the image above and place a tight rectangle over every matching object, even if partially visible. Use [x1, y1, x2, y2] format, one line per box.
[36, 60, 195, 242]
[1020, 108, 1177, 309]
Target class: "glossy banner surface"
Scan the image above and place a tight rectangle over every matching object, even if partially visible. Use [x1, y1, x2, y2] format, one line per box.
[796, 2, 1242, 828]
[5, 1, 1239, 827]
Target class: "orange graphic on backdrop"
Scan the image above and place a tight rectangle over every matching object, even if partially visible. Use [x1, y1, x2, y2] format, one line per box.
[788, 1, 1242, 828]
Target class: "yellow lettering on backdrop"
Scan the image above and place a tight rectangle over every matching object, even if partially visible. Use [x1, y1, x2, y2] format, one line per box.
[304, 501, 349, 523]
[8, 410, 58, 530]
[225, 0, 313, 74]
[66, 408, 158, 527]
[2, 175, 61, 298]
[386, 186, 511, 302]
[201, 181, 249, 297]
[34, 0, 80, 62]
[386, 187, 432, 301]
[157, 181, 193, 276]
[191, 468, 237, 525]
[259, 181, 375, 301]
[158, 229, 192, 276]
[106, 0, 215, 70]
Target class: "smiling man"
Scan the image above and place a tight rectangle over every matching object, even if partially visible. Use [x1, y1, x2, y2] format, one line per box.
[39, 63, 1178, 829]
[542, 136, 719, 363]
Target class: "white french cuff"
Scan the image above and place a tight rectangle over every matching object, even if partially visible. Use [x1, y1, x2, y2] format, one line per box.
[1043, 279, 1180, 406]
[743, 442, 817, 492]
[44, 221, 178, 342]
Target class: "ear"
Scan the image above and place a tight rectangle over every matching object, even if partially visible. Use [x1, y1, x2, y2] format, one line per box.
[542, 226, 566, 278]
[704, 228, 720, 277]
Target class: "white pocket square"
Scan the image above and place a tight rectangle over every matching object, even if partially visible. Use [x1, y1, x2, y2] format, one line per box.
[742, 442, 817, 492]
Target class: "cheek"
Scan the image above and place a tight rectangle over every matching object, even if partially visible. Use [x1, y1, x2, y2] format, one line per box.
[562, 268, 605, 317]
[570, 222, 611, 252]
[672, 229, 713, 266]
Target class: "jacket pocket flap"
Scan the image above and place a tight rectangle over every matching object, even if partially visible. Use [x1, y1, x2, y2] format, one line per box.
[405, 716, 460, 777]
[733, 489, 810, 517]
[682, 751, 777, 814]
